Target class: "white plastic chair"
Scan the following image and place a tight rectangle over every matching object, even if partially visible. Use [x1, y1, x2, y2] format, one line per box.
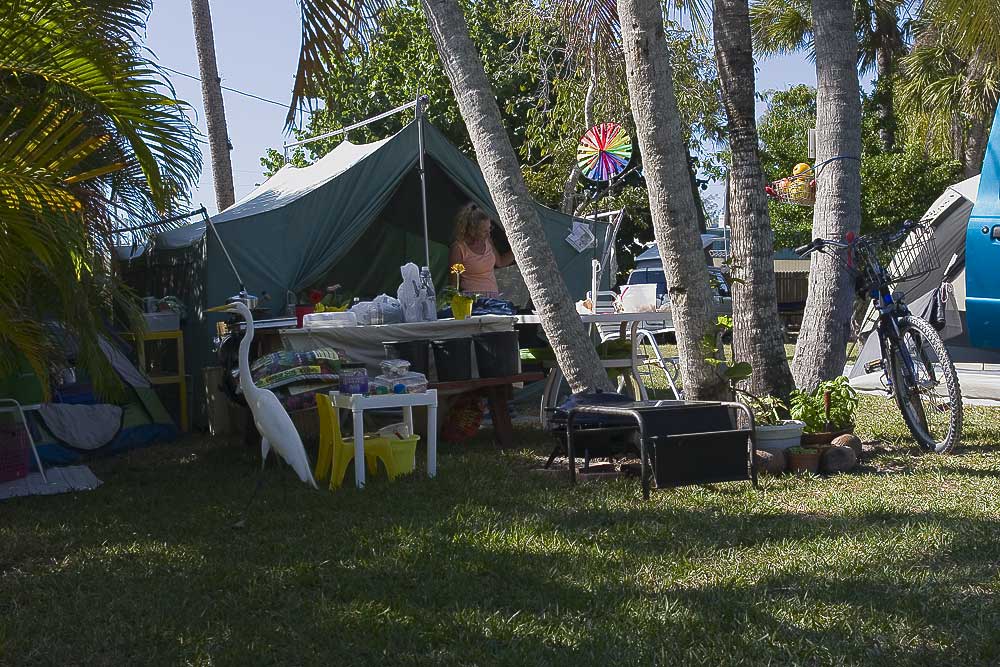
[632, 329, 683, 399]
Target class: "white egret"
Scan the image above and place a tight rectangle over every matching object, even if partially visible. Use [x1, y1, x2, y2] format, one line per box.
[207, 301, 317, 489]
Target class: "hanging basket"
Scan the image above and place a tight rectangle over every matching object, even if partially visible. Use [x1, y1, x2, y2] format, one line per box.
[767, 170, 817, 206]
[764, 156, 859, 208]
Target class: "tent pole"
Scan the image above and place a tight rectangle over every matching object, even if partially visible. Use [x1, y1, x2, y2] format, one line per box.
[416, 94, 431, 268]
[204, 209, 245, 292]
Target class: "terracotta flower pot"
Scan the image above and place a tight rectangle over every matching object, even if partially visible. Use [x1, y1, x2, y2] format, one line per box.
[801, 426, 853, 446]
[787, 449, 821, 474]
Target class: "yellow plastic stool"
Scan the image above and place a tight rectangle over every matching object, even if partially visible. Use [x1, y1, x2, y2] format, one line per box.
[314, 394, 417, 489]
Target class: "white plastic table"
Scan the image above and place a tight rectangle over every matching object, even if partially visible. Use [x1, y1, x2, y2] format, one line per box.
[329, 390, 438, 489]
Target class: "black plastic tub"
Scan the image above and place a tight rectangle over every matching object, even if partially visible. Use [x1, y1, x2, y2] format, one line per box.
[384, 340, 430, 376]
[431, 338, 472, 381]
[473, 331, 520, 378]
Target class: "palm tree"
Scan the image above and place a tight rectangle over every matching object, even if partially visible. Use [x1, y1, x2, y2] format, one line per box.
[0, 0, 201, 395]
[257, 0, 612, 392]
[714, 0, 795, 399]
[416, 0, 612, 392]
[615, 0, 728, 400]
[750, 0, 910, 152]
[790, 0, 863, 391]
[922, 0, 1000, 64]
[897, 16, 999, 176]
[190, 0, 236, 211]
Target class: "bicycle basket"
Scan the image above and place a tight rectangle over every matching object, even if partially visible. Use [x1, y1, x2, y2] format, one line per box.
[885, 224, 940, 285]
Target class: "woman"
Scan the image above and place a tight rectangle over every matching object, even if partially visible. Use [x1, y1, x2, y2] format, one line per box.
[448, 202, 515, 297]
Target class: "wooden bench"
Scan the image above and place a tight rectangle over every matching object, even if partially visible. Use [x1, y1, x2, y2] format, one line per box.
[429, 372, 544, 448]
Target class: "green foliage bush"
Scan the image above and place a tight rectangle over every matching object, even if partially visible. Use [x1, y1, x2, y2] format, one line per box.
[790, 376, 860, 433]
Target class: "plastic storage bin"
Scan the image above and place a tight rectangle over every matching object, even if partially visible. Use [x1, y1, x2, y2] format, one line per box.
[143, 311, 180, 332]
[432, 339, 472, 381]
[473, 331, 520, 378]
[303, 311, 358, 329]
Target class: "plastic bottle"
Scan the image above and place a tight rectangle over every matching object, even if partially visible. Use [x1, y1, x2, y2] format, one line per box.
[419, 266, 437, 322]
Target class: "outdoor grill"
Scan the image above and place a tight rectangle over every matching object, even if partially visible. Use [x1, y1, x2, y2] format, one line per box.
[547, 392, 758, 498]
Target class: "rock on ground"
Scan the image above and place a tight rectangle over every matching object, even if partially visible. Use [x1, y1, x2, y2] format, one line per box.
[755, 448, 787, 475]
[831, 433, 863, 459]
[821, 445, 858, 474]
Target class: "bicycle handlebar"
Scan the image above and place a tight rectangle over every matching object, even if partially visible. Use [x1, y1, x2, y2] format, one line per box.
[795, 220, 920, 257]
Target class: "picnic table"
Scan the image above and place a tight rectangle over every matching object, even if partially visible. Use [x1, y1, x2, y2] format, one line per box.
[280, 315, 517, 374]
[429, 372, 544, 448]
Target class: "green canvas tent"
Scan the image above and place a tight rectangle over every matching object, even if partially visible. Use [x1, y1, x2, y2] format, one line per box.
[155, 120, 610, 311]
[127, 120, 611, 426]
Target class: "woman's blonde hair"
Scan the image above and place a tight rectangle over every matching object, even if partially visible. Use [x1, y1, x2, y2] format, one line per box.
[454, 202, 490, 243]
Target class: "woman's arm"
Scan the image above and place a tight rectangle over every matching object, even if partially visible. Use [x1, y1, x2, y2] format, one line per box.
[492, 240, 515, 268]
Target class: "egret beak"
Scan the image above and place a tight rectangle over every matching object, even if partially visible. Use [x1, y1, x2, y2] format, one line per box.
[206, 304, 235, 313]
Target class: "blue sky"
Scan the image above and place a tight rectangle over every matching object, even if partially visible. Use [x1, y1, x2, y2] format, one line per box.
[145, 1, 817, 215]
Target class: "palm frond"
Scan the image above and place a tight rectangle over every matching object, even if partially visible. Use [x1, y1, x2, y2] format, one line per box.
[0, 0, 201, 223]
[923, 0, 1000, 64]
[290, 0, 390, 128]
[750, 0, 813, 58]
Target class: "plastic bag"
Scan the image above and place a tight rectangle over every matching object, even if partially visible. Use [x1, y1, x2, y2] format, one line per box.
[373, 293, 403, 324]
[397, 263, 423, 323]
[350, 301, 378, 325]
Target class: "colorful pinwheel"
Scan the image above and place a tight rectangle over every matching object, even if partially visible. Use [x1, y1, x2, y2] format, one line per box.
[577, 123, 632, 183]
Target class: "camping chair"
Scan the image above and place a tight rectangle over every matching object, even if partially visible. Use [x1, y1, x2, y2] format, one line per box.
[0, 399, 47, 484]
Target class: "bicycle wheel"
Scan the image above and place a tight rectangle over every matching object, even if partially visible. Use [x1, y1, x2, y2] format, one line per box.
[888, 315, 962, 453]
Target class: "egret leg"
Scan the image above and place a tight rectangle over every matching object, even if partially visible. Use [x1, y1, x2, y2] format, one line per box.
[234, 440, 270, 528]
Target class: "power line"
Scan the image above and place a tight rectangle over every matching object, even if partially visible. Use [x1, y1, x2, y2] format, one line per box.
[161, 65, 315, 115]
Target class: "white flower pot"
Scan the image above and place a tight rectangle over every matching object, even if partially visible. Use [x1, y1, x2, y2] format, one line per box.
[755, 420, 805, 450]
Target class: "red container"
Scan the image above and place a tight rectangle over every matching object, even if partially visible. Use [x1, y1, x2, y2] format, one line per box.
[295, 305, 314, 328]
[0, 424, 30, 483]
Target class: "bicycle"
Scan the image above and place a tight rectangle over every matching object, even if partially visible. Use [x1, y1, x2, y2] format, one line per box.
[795, 220, 962, 453]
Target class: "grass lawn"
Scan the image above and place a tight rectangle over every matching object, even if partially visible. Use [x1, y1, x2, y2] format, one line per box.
[2, 396, 999, 666]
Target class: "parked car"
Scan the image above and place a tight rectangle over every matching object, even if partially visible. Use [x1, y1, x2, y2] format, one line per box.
[622, 266, 732, 340]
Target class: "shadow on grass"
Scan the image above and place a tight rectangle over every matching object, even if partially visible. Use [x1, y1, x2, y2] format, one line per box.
[2, 429, 999, 665]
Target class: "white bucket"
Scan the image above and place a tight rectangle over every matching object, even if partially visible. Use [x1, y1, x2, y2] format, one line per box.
[619, 284, 657, 313]
[755, 420, 805, 450]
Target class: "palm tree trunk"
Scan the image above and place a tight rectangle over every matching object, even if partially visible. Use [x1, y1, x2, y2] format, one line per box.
[190, 0, 235, 212]
[962, 51, 996, 177]
[791, 0, 863, 391]
[561, 55, 598, 214]
[616, 0, 728, 400]
[874, 44, 896, 152]
[419, 0, 611, 393]
[714, 0, 794, 400]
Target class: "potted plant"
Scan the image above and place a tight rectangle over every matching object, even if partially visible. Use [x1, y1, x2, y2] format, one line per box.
[790, 376, 859, 445]
[295, 289, 324, 327]
[748, 395, 805, 450]
[449, 263, 474, 320]
[786, 446, 821, 473]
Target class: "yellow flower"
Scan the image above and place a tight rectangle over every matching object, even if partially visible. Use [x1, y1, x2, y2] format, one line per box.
[450, 263, 466, 275]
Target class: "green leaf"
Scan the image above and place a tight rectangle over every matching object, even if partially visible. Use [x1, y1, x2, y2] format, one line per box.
[724, 362, 753, 381]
